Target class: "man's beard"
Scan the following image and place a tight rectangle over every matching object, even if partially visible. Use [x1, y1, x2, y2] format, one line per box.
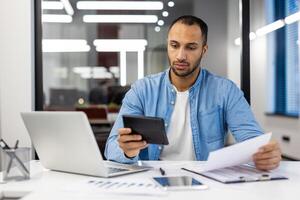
[169, 55, 202, 78]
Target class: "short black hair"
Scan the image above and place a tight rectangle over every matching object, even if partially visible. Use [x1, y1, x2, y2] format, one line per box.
[168, 15, 208, 45]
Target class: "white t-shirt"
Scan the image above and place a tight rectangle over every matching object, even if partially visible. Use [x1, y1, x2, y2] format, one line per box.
[159, 87, 196, 161]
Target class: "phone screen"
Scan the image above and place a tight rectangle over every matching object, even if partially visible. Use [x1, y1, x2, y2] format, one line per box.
[153, 176, 203, 187]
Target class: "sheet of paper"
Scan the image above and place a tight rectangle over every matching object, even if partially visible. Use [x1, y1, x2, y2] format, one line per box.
[63, 178, 168, 196]
[191, 133, 272, 172]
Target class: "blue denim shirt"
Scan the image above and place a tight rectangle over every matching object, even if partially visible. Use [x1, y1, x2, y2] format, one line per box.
[104, 68, 263, 163]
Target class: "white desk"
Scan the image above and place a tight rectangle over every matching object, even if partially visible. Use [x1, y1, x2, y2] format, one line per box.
[0, 161, 299, 200]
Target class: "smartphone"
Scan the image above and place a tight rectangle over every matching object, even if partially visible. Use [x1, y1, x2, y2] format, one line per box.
[152, 176, 208, 190]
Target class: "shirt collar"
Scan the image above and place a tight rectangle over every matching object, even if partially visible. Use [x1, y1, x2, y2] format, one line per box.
[165, 67, 204, 92]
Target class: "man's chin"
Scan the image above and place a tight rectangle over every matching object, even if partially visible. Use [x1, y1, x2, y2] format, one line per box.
[171, 68, 190, 77]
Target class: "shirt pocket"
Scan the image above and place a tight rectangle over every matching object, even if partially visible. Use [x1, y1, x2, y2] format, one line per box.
[198, 106, 225, 143]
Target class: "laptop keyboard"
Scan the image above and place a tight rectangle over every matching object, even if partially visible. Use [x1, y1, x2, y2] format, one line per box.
[108, 167, 129, 174]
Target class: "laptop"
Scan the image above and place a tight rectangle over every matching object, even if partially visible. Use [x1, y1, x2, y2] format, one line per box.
[21, 111, 150, 177]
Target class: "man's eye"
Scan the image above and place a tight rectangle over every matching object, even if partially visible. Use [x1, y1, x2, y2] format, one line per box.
[187, 46, 197, 50]
[170, 44, 178, 48]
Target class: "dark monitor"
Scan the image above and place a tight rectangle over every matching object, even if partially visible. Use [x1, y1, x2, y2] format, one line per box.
[107, 85, 130, 105]
[49, 88, 79, 107]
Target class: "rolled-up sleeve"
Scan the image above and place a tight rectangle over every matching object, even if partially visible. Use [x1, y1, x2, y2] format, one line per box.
[104, 84, 144, 163]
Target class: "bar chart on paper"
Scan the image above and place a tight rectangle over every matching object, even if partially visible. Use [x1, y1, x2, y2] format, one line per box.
[63, 178, 167, 196]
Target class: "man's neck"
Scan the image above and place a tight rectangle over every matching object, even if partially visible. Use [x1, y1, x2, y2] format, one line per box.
[170, 67, 201, 92]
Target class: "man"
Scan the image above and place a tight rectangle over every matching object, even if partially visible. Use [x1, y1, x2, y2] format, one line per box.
[105, 15, 281, 171]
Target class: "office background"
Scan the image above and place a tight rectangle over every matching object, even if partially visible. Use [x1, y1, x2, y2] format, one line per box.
[0, 0, 299, 161]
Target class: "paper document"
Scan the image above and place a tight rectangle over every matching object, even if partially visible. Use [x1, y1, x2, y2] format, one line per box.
[187, 133, 272, 172]
[181, 133, 288, 184]
[63, 178, 167, 196]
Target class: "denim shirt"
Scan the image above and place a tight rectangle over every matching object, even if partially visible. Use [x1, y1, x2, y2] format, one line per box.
[104, 68, 263, 163]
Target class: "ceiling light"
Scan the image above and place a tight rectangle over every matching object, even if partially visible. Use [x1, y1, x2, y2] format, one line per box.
[234, 32, 256, 46]
[73, 67, 91, 74]
[168, 1, 175, 7]
[93, 39, 148, 52]
[42, 14, 72, 23]
[77, 1, 163, 10]
[234, 38, 241, 46]
[158, 20, 164, 26]
[43, 39, 90, 52]
[284, 11, 300, 24]
[60, 0, 74, 15]
[83, 15, 158, 23]
[249, 32, 256, 40]
[42, 1, 64, 10]
[256, 20, 285, 36]
[162, 11, 169, 17]
[120, 52, 127, 86]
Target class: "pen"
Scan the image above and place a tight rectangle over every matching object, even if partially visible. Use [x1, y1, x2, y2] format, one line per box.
[159, 167, 166, 176]
[0, 139, 11, 149]
[7, 140, 20, 173]
[0, 139, 29, 176]
[14, 140, 19, 149]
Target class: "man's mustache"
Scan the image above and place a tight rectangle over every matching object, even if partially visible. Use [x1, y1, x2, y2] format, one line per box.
[173, 61, 190, 65]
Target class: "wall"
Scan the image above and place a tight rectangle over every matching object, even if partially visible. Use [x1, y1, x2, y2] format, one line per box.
[0, 0, 34, 148]
[194, 0, 229, 77]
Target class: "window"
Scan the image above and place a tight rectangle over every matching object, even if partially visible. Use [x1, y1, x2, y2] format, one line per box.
[267, 0, 300, 117]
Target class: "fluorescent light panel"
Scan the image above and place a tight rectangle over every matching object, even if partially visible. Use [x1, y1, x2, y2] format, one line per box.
[234, 32, 256, 46]
[42, 14, 72, 23]
[94, 39, 147, 52]
[256, 20, 285, 36]
[137, 50, 144, 79]
[284, 11, 300, 24]
[77, 1, 163, 10]
[120, 51, 127, 86]
[73, 66, 113, 79]
[43, 39, 90, 52]
[42, 1, 64, 10]
[234, 11, 300, 45]
[60, 0, 74, 15]
[83, 15, 158, 23]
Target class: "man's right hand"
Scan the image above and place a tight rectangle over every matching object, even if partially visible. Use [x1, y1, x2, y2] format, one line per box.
[117, 128, 148, 158]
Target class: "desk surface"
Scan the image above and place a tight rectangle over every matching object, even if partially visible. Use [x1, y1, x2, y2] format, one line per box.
[0, 161, 299, 200]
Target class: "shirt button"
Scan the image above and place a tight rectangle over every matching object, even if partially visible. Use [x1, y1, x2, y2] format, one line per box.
[170, 101, 175, 105]
[171, 89, 175, 93]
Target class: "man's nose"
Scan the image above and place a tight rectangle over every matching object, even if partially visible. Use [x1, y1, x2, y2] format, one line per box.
[176, 48, 187, 61]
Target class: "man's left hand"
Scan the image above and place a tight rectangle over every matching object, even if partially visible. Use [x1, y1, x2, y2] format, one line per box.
[253, 140, 282, 171]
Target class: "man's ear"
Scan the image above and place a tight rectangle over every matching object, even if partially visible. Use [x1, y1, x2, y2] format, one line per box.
[202, 45, 208, 55]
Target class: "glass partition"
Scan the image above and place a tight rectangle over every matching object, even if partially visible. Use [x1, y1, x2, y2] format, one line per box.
[38, 0, 241, 156]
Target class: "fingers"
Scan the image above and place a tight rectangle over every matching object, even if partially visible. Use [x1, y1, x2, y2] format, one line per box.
[254, 156, 281, 165]
[253, 140, 282, 171]
[117, 128, 148, 158]
[119, 140, 147, 151]
[118, 128, 132, 135]
[258, 141, 280, 153]
[253, 148, 281, 160]
[118, 128, 142, 142]
[118, 134, 142, 143]
[255, 162, 280, 171]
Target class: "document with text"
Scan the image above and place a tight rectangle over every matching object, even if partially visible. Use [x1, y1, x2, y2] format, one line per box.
[182, 133, 288, 183]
